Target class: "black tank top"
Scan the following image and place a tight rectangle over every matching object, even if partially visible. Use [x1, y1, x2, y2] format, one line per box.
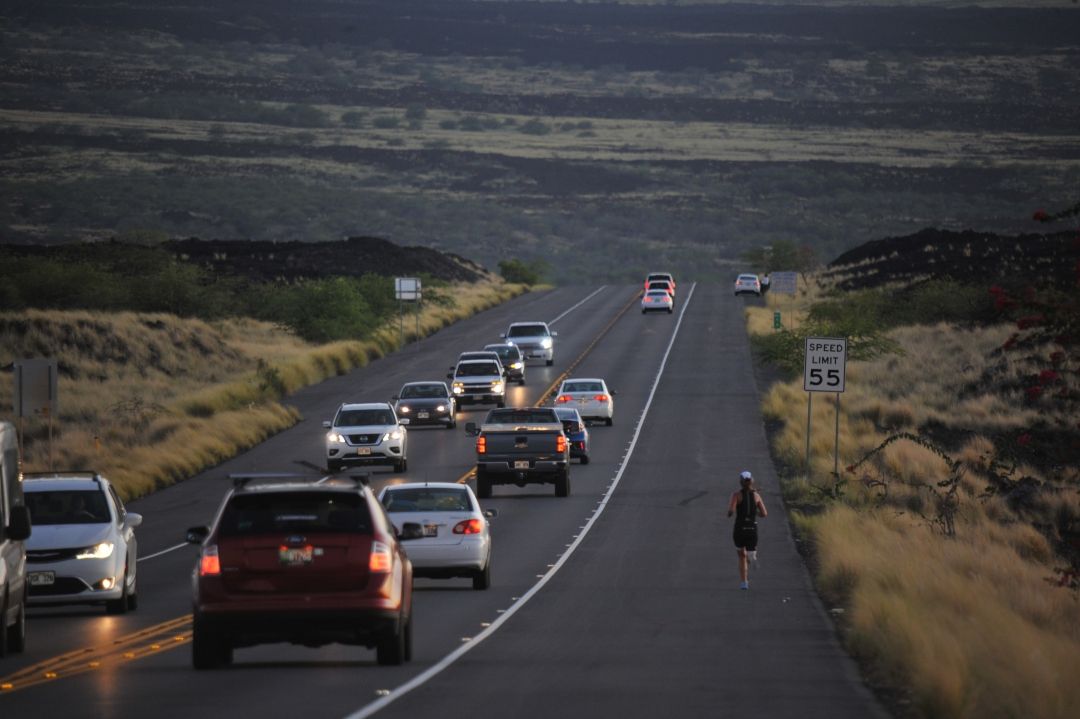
[735, 489, 757, 528]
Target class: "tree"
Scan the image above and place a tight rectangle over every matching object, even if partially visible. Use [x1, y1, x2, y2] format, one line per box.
[498, 259, 548, 285]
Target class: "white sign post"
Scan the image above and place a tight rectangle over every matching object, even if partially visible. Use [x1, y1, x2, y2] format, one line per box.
[394, 278, 422, 349]
[803, 338, 848, 479]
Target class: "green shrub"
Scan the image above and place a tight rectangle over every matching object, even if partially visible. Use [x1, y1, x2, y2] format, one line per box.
[498, 258, 548, 285]
[373, 115, 401, 129]
[518, 119, 551, 135]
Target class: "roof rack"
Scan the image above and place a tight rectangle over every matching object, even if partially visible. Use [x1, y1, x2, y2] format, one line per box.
[229, 472, 370, 490]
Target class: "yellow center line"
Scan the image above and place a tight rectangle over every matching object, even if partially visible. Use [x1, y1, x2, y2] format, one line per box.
[0, 615, 193, 694]
[456, 287, 639, 484]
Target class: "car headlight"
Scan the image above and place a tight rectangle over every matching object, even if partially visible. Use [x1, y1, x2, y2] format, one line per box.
[398, 406, 410, 413]
[491, 380, 504, 393]
[76, 542, 114, 560]
[383, 428, 404, 441]
[435, 404, 447, 412]
[327, 431, 346, 443]
[509, 362, 522, 369]
[540, 337, 553, 349]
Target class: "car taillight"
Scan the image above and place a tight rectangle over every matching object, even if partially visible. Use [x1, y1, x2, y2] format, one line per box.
[555, 395, 572, 403]
[477, 436, 486, 454]
[556, 434, 567, 453]
[594, 394, 609, 402]
[369, 540, 392, 573]
[199, 546, 221, 576]
[453, 519, 484, 535]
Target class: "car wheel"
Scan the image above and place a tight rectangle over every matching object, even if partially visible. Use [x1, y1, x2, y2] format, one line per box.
[473, 557, 492, 591]
[7, 594, 26, 654]
[403, 611, 413, 662]
[0, 593, 8, 658]
[496, 400, 505, 408]
[580, 453, 590, 465]
[555, 468, 570, 497]
[327, 459, 343, 474]
[446, 418, 456, 429]
[605, 417, 613, 427]
[394, 458, 407, 473]
[192, 615, 229, 670]
[476, 468, 492, 499]
[106, 568, 130, 615]
[376, 614, 408, 666]
[546, 358, 554, 367]
[641, 309, 646, 314]
[126, 574, 138, 611]
[667, 308, 673, 314]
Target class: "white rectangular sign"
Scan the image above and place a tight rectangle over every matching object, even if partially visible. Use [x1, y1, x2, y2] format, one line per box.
[768, 271, 798, 295]
[395, 277, 421, 301]
[804, 337, 847, 393]
[13, 358, 59, 418]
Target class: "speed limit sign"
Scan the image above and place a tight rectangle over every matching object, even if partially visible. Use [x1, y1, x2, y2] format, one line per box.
[804, 337, 847, 393]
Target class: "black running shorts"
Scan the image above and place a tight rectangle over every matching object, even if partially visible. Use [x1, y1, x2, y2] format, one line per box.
[733, 524, 758, 551]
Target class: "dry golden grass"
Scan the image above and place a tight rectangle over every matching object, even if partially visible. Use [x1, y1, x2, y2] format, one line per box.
[0, 280, 525, 499]
[752, 279, 1080, 718]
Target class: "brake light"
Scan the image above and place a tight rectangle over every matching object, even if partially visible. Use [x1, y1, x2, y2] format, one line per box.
[594, 394, 609, 402]
[556, 434, 567, 453]
[477, 436, 486, 454]
[369, 541, 392, 573]
[199, 546, 221, 576]
[453, 519, 484, 535]
[555, 394, 572, 403]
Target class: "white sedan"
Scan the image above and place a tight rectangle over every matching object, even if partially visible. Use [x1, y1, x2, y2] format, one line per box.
[555, 377, 616, 426]
[378, 482, 494, 590]
[734, 273, 762, 296]
[641, 289, 674, 314]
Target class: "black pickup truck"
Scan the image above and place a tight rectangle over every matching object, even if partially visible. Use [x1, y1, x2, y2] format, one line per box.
[465, 408, 570, 498]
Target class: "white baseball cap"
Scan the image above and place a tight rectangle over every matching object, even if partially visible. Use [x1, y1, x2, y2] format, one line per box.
[739, 470, 753, 480]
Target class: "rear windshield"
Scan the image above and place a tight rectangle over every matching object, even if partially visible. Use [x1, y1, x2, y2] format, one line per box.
[507, 324, 547, 338]
[646, 291, 669, 297]
[738, 275, 758, 282]
[400, 384, 446, 399]
[383, 487, 472, 513]
[26, 489, 111, 525]
[457, 362, 500, 376]
[336, 409, 395, 426]
[486, 409, 558, 424]
[219, 492, 372, 536]
[648, 282, 670, 290]
[563, 381, 604, 393]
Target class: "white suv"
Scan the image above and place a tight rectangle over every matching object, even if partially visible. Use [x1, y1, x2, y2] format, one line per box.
[324, 402, 409, 474]
[501, 322, 557, 366]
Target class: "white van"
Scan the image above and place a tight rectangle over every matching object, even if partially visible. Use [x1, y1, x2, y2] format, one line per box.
[1, 422, 31, 656]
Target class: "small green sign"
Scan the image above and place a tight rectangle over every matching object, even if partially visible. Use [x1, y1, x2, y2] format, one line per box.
[773, 311, 782, 329]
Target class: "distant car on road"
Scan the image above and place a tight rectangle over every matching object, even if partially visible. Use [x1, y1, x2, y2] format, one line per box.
[448, 359, 507, 408]
[501, 322, 557, 366]
[23, 471, 142, 614]
[379, 482, 495, 590]
[645, 280, 674, 297]
[645, 272, 676, 295]
[483, 343, 527, 385]
[641, 289, 674, 314]
[186, 474, 421, 668]
[324, 402, 409, 473]
[555, 378, 615, 426]
[393, 381, 457, 429]
[454, 351, 507, 380]
[734, 274, 762, 296]
[554, 407, 591, 464]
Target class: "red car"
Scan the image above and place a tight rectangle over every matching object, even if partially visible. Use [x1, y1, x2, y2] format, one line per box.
[186, 474, 421, 669]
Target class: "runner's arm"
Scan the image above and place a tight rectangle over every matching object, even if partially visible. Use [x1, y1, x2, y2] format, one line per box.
[756, 492, 768, 518]
[727, 492, 738, 517]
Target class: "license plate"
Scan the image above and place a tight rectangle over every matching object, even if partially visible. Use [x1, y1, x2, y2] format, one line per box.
[417, 411, 430, 419]
[423, 524, 439, 537]
[578, 399, 588, 405]
[279, 547, 313, 566]
[356, 447, 371, 456]
[29, 571, 55, 586]
[514, 460, 530, 469]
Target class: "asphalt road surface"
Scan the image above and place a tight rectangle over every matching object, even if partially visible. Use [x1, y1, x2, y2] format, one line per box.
[0, 284, 886, 719]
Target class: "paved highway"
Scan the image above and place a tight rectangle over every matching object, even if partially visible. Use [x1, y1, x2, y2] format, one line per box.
[0, 284, 885, 718]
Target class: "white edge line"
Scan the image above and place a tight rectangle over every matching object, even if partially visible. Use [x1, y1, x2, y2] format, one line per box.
[344, 282, 697, 719]
[548, 286, 606, 326]
[137, 542, 189, 563]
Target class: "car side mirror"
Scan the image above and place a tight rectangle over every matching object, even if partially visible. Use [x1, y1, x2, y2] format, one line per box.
[399, 522, 424, 541]
[484, 508, 498, 519]
[125, 512, 143, 529]
[186, 525, 210, 544]
[322, 420, 332, 429]
[499, 333, 506, 339]
[610, 390, 617, 396]
[4, 505, 31, 541]
[391, 395, 400, 401]
[465, 422, 478, 436]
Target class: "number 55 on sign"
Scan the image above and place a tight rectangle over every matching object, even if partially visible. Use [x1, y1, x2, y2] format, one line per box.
[804, 337, 847, 393]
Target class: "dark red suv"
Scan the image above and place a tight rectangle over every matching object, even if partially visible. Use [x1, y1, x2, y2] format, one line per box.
[186, 475, 421, 669]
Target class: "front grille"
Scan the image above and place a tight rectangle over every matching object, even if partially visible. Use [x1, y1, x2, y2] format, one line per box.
[30, 577, 91, 596]
[347, 434, 379, 445]
[27, 548, 82, 563]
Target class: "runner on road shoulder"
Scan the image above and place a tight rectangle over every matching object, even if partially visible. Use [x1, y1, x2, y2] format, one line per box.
[728, 470, 767, 590]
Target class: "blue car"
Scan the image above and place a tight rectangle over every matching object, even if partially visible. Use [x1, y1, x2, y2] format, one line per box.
[554, 407, 590, 464]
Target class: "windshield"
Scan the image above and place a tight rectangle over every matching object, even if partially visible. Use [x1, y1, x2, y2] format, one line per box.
[507, 324, 547, 338]
[400, 384, 446, 399]
[383, 487, 472, 513]
[336, 409, 395, 426]
[219, 492, 371, 536]
[457, 362, 500, 377]
[486, 409, 559, 424]
[485, 345, 519, 361]
[26, 489, 111, 525]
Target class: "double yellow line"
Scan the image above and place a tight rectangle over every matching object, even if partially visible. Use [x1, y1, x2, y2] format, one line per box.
[455, 287, 639, 484]
[0, 614, 193, 694]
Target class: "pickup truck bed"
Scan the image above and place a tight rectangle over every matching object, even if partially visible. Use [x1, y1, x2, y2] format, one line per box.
[467, 409, 570, 498]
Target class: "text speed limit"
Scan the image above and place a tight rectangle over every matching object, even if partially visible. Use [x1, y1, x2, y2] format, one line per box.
[804, 337, 847, 393]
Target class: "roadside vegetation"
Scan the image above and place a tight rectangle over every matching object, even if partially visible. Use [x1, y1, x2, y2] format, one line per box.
[744, 223, 1080, 718]
[0, 280, 525, 500]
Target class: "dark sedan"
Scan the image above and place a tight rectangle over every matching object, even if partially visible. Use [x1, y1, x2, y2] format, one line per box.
[393, 382, 457, 429]
[554, 407, 590, 464]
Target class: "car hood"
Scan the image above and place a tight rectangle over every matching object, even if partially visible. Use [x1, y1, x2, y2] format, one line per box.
[454, 374, 501, 382]
[27, 523, 112, 550]
[333, 423, 395, 433]
[396, 398, 450, 408]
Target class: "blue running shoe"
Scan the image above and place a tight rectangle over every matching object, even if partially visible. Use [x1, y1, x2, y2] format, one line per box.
[740, 581, 749, 590]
